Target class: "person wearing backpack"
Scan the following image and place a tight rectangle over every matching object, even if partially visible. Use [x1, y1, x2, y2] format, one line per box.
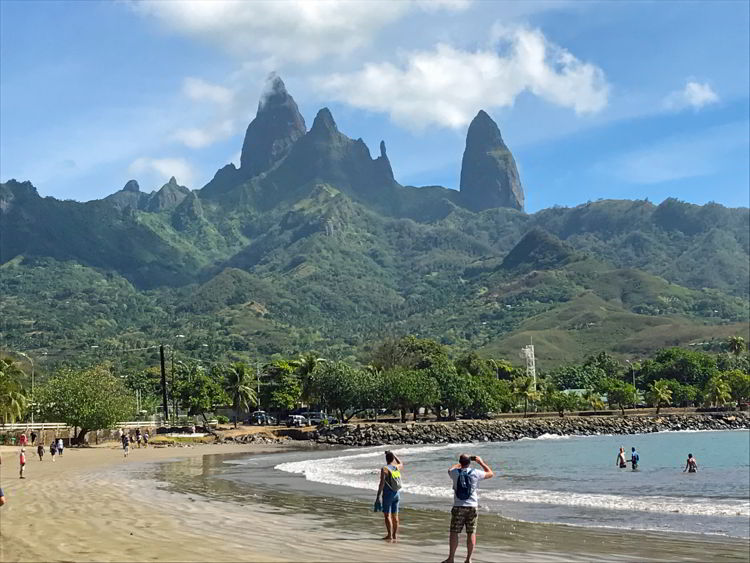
[442, 453, 494, 563]
[375, 450, 403, 541]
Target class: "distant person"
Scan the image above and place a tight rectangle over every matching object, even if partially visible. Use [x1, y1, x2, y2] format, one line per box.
[375, 450, 403, 541]
[616, 447, 627, 469]
[135, 428, 142, 448]
[0, 454, 5, 506]
[442, 454, 495, 563]
[143, 432, 149, 447]
[30, 431, 37, 445]
[19, 447, 26, 479]
[19, 432, 27, 447]
[49, 439, 57, 462]
[37, 442, 45, 461]
[629, 447, 639, 470]
[122, 433, 130, 458]
[684, 453, 698, 473]
[56, 438, 64, 458]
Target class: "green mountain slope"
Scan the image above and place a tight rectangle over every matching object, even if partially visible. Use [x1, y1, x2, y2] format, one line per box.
[1, 77, 747, 368]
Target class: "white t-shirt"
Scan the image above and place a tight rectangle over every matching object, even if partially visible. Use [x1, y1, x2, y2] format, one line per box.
[449, 467, 486, 507]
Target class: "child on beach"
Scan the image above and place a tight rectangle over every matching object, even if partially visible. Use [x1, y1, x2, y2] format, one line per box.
[143, 432, 149, 447]
[19, 448, 26, 479]
[37, 442, 44, 461]
[50, 440, 57, 462]
[122, 433, 130, 458]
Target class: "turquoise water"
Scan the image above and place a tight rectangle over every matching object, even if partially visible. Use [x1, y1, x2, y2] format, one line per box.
[269, 430, 750, 537]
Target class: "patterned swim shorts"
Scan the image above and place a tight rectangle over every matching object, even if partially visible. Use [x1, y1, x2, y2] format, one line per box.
[450, 506, 478, 534]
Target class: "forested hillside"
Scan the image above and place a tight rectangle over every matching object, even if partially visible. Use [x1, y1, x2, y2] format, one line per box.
[1, 77, 748, 372]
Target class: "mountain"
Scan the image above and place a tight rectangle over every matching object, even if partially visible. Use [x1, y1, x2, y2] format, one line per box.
[1, 76, 748, 368]
[460, 110, 524, 211]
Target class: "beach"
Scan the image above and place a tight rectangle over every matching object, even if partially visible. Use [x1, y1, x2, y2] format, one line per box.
[0, 442, 748, 562]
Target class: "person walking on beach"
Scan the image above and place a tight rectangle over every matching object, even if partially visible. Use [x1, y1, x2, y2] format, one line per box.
[19, 432, 28, 448]
[0, 454, 5, 506]
[143, 432, 149, 447]
[629, 447, 639, 470]
[375, 450, 403, 541]
[56, 438, 64, 458]
[442, 454, 495, 563]
[616, 447, 627, 468]
[49, 439, 57, 462]
[122, 433, 130, 458]
[37, 442, 44, 461]
[30, 431, 37, 446]
[19, 447, 26, 479]
[135, 428, 142, 448]
[684, 453, 698, 473]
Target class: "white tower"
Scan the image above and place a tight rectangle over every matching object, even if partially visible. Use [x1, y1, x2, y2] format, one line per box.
[521, 344, 537, 391]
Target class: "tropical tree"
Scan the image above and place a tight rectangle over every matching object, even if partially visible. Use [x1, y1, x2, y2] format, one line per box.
[487, 358, 517, 380]
[646, 380, 673, 414]
[582, 388, 605, 411]
[382, 368, 440, 422]
[0, 360, 29, 424]
[728, 336, 746, 357]
[36, 365, 135, 443]
[175, 364, 229, 425]
[722, 370, 750, 403]
[223, 362, 257, 428]
[292, 353, 325, 405]
[703, 375, 731, 407]
[606, 380, 638, 416]
[512, 376, 540, 417]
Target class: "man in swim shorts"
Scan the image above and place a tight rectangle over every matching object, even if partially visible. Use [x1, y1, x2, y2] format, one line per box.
[375, 450, 403, 541]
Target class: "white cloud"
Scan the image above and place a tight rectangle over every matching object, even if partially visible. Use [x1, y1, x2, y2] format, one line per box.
[131, 1, 467, 65]
[173, 119, 236, 149]
[129, 157, 197, 187]
[182, 77, 234, 105]
[315, 26, 609, 129]
[664, 80, 719, 111]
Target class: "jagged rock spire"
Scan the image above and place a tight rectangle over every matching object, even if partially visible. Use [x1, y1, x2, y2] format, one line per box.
[459, 110, 524, 212]
[239, 74, 307, 178]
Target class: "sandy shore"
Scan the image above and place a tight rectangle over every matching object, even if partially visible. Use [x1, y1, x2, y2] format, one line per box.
[0, 443, 747, 562]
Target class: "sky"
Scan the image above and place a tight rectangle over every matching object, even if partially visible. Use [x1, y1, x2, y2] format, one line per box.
[1, 0, 748, 212]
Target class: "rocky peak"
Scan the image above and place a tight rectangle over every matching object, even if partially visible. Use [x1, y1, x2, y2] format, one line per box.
[459, 110, 524, 212]
[123, 179, 140, 192]
[308, 107, 341, 141]
[239, 74, 307, 179]
[146, 177, 191, 212]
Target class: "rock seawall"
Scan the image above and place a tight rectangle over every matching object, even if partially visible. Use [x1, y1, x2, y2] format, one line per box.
[311, 413, 749, 447]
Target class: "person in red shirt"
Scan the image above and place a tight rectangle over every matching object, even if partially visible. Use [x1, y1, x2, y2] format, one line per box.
[19, 432, 28, 447]
[19, 448, 26, 479]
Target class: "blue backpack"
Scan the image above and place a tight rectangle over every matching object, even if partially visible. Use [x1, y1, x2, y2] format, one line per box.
[633, 452, 640, 463]
[455, 469, 474, 501]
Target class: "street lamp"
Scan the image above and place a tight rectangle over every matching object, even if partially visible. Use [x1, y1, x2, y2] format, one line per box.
[16, 352, 34, 426]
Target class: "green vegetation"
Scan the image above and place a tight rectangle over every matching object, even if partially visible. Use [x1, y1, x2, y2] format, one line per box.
[36, 365, 135, 442]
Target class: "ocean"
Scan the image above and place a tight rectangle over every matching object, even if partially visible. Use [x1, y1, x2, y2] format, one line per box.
[262, 429, 750, 538]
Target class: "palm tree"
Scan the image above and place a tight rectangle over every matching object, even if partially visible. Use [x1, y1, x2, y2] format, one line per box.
[704, 375, 731, 407]
[728, 336, 746, 357]
[646, 380, 672, 415]
[292, 353, 326, 405]
[0, 388, 27, 424]
[223, 362, 257, 428]
[513, 376, 540, 417]
[583, 388, 605, 411]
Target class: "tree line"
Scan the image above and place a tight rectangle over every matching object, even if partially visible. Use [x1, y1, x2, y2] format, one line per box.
[1, 335, 748, 440]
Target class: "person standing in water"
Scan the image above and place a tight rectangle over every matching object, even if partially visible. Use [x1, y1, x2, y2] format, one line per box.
[684, 453, 698, 473]
[616, 447, 627, 468]
[375, 450, 403, 541]
[629, 447, 640, 470]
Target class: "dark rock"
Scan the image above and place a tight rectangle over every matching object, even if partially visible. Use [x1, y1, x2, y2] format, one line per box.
[459, 110, 524, 212]
[239, 74, 307, 179]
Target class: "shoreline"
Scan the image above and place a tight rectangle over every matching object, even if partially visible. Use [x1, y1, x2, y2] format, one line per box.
[1, 442, 748, 562]
[309, 412, 750, 447]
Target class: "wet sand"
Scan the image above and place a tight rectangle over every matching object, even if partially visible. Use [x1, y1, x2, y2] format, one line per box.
[0, 444, 747, 562]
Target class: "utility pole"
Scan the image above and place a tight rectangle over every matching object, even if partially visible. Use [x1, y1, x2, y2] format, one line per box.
[159, 345, 169, 422]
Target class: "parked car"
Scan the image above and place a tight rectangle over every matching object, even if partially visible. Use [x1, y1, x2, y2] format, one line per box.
[301, 411, 328, 424]
[286, 414, 309, 427]
[248, 411, 277, 425]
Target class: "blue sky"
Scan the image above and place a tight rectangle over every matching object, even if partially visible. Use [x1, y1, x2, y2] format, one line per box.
[1, 0, 748, 212]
